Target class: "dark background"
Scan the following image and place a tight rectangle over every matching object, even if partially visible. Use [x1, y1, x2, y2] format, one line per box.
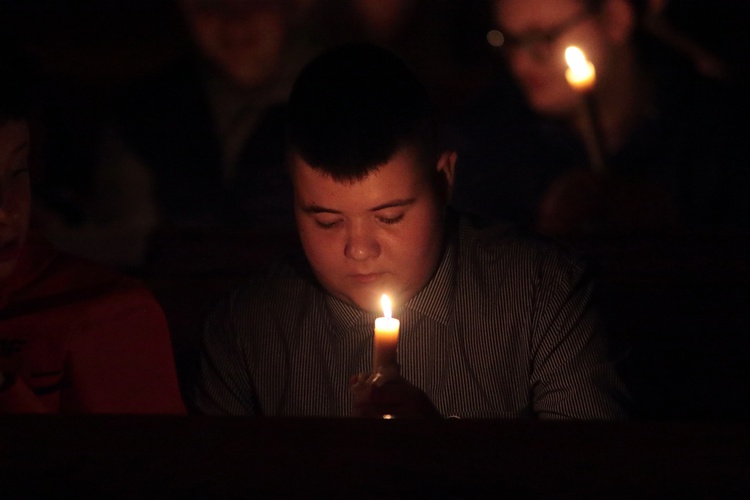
[2, 0, 748, 117]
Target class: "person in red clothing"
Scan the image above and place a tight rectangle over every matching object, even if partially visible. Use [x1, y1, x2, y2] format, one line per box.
[0, 44, 185, 414]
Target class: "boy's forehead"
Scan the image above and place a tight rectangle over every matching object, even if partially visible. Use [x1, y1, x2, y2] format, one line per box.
[290, 156, 376, 196]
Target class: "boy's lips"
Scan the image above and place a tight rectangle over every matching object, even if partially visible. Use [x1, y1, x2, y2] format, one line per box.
[349, 273, 383, 284]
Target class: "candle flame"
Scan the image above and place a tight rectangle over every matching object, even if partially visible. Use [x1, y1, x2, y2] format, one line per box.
[381, 294, 392, 319]
[564, 46, 596, 91]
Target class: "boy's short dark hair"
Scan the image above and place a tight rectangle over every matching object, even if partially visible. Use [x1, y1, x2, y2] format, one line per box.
[286, 43, 438, 182]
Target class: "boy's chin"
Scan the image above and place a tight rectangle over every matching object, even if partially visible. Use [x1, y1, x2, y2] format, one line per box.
[359, 291, 404, 316]
[337, 290, 389, 315]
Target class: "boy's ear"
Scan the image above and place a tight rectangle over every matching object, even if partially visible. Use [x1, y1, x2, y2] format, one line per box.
[437, 150, 457, 198]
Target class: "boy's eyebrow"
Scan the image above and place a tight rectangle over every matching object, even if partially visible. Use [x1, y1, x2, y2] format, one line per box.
[303, 204, 341, 214]
[301, 198, 416, 215]
[369, 198, 416, 212]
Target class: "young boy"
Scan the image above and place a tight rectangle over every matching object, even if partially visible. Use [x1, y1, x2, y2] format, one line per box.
[192, 43, 629, 419]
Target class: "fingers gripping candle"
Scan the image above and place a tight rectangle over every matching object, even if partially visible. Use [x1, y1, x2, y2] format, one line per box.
[373, 294, 400, 372]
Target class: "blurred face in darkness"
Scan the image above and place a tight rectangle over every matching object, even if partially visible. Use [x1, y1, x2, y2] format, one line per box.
[292, 146, 455, 313]
[0, 121, 31, 282]
[494, 0, 614, 116]
[181, 0, 286, 89]
[353, 0, 417, 43]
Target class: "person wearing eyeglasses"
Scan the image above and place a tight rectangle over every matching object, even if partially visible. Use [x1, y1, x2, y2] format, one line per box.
[450, 0, 749, 237]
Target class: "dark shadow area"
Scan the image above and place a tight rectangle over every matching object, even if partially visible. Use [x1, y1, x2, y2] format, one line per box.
[579, 231, 750, 421]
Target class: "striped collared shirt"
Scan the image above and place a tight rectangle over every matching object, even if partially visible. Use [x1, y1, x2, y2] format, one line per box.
[192, 216, 629, 419]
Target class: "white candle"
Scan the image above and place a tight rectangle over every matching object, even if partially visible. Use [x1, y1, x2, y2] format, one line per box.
[373, 294, 400, 372]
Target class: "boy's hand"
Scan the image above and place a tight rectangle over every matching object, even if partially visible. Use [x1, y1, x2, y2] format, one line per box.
[350, 364, 441, 418]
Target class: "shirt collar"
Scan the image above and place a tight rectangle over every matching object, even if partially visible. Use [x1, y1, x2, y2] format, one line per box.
[325, 293, 375, 333]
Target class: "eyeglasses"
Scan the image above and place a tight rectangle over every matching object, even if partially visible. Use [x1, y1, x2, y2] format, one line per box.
[490, 10, 593, 62]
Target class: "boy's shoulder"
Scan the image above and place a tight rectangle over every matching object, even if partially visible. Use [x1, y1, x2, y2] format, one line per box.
[456, 214, 577, 259]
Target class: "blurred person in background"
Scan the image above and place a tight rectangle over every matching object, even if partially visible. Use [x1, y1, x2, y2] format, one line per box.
[451, 0, 749, 237]
[35, 0, 312, 271]
[29, 0, 318, 404]
[0, 43, 185, 414]
[449, 0, 750, 421]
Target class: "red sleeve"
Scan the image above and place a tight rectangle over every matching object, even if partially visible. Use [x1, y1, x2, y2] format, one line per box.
[62, 284, 187, 414]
